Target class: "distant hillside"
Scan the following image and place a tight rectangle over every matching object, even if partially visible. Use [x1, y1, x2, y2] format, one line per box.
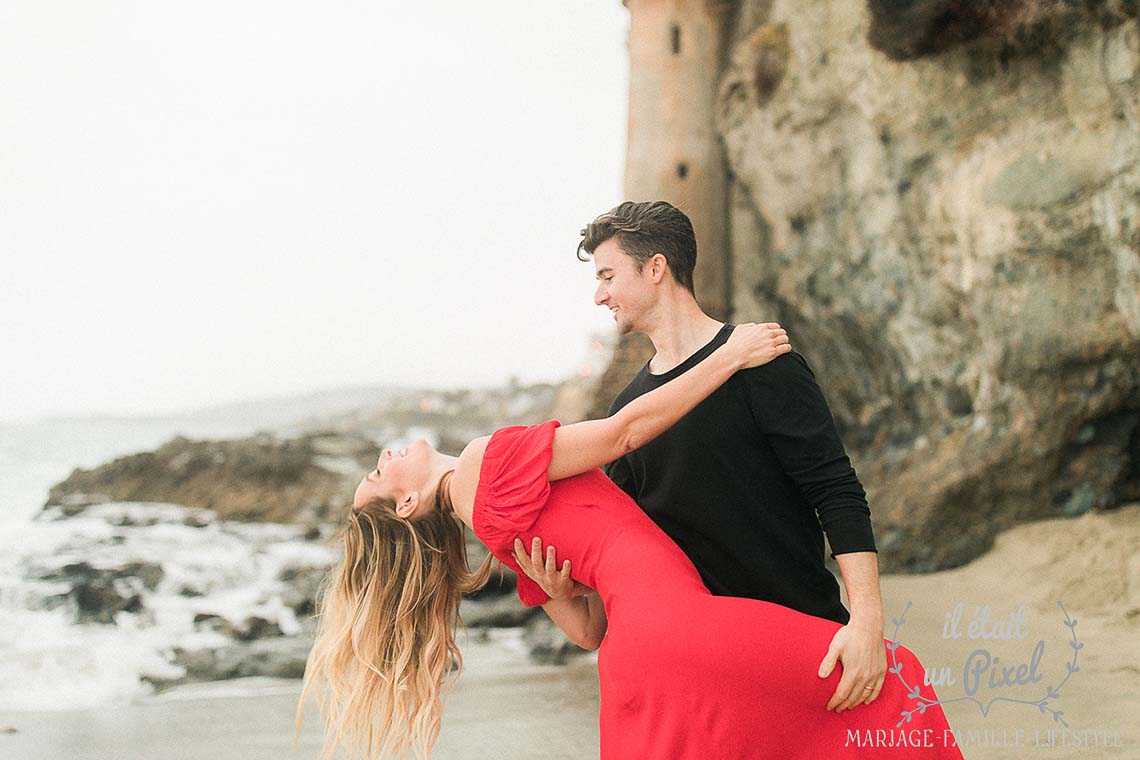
[40, 374, 595, 526]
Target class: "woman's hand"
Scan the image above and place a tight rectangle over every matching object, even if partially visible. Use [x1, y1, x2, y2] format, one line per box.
[513, 537, 595, 601]
[724, 322, 791, 370]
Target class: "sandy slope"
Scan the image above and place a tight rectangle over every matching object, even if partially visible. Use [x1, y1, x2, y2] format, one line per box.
[864, 504, 1140, 759]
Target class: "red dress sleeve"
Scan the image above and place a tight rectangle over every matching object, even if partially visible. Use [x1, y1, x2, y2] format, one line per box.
[473, 419, 561, 607]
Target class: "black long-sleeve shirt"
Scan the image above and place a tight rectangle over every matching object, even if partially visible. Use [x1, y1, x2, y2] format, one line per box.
[603, 323, 876, 625]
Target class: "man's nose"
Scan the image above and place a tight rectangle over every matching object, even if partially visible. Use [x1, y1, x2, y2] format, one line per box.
[594, 284, 607, 306]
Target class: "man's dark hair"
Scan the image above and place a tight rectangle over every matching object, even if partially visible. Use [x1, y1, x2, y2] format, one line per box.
[576, 201, 697, 295]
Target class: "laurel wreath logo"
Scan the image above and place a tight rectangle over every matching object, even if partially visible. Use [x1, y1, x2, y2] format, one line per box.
[885, 600, 1082, 729]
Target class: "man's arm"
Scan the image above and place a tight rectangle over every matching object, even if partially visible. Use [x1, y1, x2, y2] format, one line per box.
[835, 551, 883, 633]
[746, 350, 885, 710]
[819, 551, 886, 711]
[745, 350, 877, 560]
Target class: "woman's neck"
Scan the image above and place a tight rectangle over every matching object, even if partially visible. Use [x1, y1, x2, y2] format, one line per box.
[445, 437, 488, 529]
[438, 469, 456, 515]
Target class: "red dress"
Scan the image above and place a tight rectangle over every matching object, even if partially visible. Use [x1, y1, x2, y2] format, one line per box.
[473, 420, 965, 759]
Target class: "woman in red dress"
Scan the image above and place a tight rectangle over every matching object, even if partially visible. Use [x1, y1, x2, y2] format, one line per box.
[297, 323, 964, 760]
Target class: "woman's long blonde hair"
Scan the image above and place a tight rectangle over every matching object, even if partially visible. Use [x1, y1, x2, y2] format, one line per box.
[295, 470, 495, 759]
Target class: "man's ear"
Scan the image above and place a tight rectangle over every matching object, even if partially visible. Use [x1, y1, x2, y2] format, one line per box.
[648, 253, 668, 283]
[395, 491, 419, 519]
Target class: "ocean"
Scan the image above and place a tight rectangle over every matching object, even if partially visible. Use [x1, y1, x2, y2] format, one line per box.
[0, 413, 314, 710]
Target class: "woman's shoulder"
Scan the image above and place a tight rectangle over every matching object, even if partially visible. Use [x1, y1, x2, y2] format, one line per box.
[455, 421, 561, 491]
[461, 435, 492, 461]
[464, 423, 561, 532]
[456, 435, 492, 489]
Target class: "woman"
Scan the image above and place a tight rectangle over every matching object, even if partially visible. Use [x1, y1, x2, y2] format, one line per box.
[296, 323, 963, 760]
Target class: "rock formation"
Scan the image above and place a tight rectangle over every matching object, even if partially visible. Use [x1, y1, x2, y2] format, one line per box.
[599, 0, 1140, 570]
[44, 432, 378, 526]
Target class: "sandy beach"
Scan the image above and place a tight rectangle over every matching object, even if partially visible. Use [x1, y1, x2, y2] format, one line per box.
[2, 506, 1136, 760]
[0, 628, 602, 760]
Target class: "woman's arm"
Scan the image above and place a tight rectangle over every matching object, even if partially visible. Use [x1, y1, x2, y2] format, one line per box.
[542, 591, 607, 650]
[548, 322, 790, 481]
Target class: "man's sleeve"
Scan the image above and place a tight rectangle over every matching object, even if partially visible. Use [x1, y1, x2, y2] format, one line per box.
[746, 351, 877, 559]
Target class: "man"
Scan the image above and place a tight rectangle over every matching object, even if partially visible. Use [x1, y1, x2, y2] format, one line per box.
[513, 200, 887, 713]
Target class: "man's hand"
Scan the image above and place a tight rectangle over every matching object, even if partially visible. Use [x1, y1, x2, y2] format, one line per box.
[817, 623, 888, 712]
[512, 537, 594, 601]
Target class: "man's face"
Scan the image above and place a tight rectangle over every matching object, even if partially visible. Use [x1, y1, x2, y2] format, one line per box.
[593, 238, 657, 335]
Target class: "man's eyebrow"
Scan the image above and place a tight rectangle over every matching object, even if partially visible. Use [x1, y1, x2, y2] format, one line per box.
[595, 267, 613, 279]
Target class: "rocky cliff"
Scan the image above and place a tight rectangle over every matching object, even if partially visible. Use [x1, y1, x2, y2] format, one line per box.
[604, 0, 1140, 571]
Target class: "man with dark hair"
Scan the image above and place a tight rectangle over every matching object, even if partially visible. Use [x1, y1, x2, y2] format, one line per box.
[575, 200, 699, 295]
[515, 199, 888, 714]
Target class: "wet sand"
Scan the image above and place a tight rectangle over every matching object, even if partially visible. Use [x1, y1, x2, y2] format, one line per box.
[0, 629, 601, 760]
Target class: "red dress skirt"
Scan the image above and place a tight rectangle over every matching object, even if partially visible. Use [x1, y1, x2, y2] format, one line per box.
[472, 421, 965, 759]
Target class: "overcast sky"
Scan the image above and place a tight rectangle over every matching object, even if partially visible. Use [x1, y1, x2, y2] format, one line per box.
[0, 1, 628, 423]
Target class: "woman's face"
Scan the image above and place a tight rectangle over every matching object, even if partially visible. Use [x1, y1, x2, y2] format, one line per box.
[353, 438, 437, 517]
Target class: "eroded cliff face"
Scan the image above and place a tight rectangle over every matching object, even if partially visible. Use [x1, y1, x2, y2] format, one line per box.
[717, 0, 1140, 570]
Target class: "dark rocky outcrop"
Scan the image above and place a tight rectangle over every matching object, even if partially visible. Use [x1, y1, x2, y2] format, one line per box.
[461, 593, 542, 629]
[867, 0, 1140, 62]
[866, 0, 1040, 61]
[43, 432, 379, 525]
[277, 564, 327, 619]
[143, 637, 314, 691]
[27, 560, 164, 624]
[192, 613, 284, 641]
